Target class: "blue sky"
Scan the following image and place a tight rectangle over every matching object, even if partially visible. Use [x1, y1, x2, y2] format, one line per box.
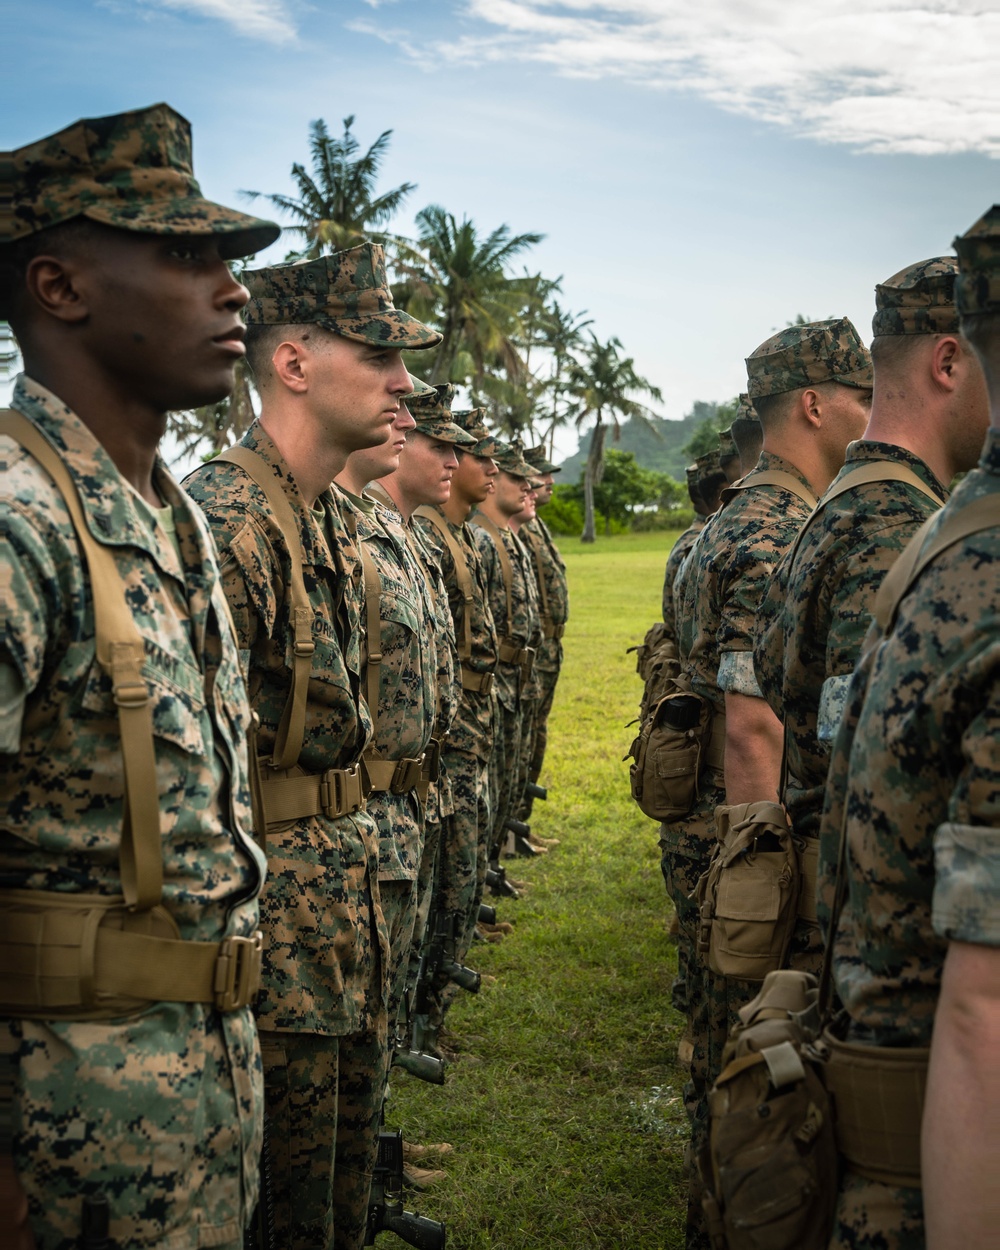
[5, 1, 999, 459]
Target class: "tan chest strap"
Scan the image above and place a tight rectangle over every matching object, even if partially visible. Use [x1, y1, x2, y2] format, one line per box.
[473, 512, 518, 651]
[522, 524, 552, 625]
[415, 506, 474, 664]
[2, 411, 162, 913]
[720, 468, 818, 510]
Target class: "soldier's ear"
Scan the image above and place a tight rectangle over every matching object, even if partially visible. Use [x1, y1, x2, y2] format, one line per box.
[271, 338, 310, 394]
[799, 387, 823, 429]
[930, 335, 962, 390]
[24, 254, 91, 326]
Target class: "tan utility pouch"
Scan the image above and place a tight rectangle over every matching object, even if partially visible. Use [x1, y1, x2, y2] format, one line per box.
[0, 889, 262, 1019]
[697, 803, 800, 981]
[626, 687, 717, 821]
[819, 1029, 928, 1187]
[701, 969, 837, 1250]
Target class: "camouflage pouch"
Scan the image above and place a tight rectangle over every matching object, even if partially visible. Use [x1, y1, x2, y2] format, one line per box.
[696, 803, 799, 981]
[626, 687, 714, 821]
[700, 970, 837, 1250]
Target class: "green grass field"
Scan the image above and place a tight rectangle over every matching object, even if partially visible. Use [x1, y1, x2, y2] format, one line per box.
[391, 530, 690, 1250]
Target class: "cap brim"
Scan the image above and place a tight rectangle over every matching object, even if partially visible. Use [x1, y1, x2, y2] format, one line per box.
[466, 436, 500, 458]
[82, 197, 280, 259]
[317, 308, 442, 350]
[414, 421, 477, 445]
[404, 374, 437, 399]
[834, 366, 875, 390]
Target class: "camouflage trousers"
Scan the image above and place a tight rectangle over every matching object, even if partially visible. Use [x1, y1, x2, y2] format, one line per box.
[488, 697, 522, 861]
[513, 692, 538, 828]
[829, 1171, 925, 1249]
[519, 664, 559, 820]
[259, 1021, 389, 1250]
[4, 1006, 262, 1250]
[437, 746, 491, 968]
[378, 878, 418, 1041]
[659, 775, 724, 1250]
[403, 812, 444, 1008]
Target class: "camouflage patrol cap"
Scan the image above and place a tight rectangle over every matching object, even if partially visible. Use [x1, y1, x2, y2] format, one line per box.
[404, 375, 436, 400]
[244, 244, 442, 349]
[872, 257, 961, 336]
[1, 103, 279, 257]
[735, 393, 760, 424]
[524, 444, 560, 474]
[407, 383, 476, 445]
[492, 439, 537, 479]
[695, 449, 723, 477]
[718, 428, 738, 463]
[452, 408, 501, 458]
[953, 205, 1000, 316]
[746, 317, 873, 399]
[685, 463, 700, 491]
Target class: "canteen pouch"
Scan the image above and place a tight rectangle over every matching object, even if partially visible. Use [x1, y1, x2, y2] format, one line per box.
[626, 688, 713, 821]
[700, 970, 837, 1250]
[697, 803, 799, 981]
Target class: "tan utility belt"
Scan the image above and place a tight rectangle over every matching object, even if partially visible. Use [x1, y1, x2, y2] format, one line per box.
[0, 890, 262, 1019]
[542, 621, 565, 640]
[498, 639, 532, 666]
[461, 666, 495, 695]
[363, 753, 424, 795]
[820, 1029, 928, 1187]
[415, 738, 442, 805]
[258, 762, 369, 825]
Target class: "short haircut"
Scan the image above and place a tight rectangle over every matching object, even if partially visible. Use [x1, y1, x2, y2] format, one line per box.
[752, 389, 796, 431]
[243, 321, 340, 389]
[1, 217, 108, 330]
[699, 467, 729, 514]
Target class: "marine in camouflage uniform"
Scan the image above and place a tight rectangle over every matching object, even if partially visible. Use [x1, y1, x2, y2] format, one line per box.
[518, 445, 569, 820]
[186, 247, 440, 1250]
[365, 386, 472, 1031]
[0, 106, 277, 1249]
[818, 207, 1000, 1250]
[412, 410, 500, 1005]
[672, 319, 873, 1249]
[469, 444, 543, 866]
[754, 260, 989, 982]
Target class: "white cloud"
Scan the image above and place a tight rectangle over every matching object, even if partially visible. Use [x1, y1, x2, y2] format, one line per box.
[142, 0, 297, 43]
[401, 1, 1000, 157]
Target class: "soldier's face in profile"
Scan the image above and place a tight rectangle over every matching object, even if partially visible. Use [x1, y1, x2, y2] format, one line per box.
[453, 450, 497, 504]
[396, 431, 460, 507]
[306, 336, 414, 453]
[822, 383, 873, 457]
[494, 471, 530, 517]
[533, 473, 554, 506]
[38, 230, 250, 413]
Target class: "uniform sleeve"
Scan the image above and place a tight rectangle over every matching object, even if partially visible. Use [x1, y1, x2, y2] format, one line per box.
[752, 550, 792, 718]
[197, 502, 282, 650]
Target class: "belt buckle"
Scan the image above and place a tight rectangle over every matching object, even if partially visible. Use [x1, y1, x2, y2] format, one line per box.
[322, 765, 364, 818]
[480, 672, 495, 696]
[214, 931, 263, 1011]
[392, 757, 423, 794]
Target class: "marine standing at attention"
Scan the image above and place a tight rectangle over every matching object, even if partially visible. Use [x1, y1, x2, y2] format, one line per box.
[1, 104, 278, 1250]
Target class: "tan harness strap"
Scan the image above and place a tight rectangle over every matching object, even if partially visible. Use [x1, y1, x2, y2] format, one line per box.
[874, 492, 1000, 632]
[473, 512, 516, 646]
[522, 525, 552, 625]
[357, 538, 383, 741]
[2, 412, 162, 913]
[461, 666, 494, 695]
[415, 506, 473, 663]
[215, 446, 315, 771]
[721, 468, 819, 510]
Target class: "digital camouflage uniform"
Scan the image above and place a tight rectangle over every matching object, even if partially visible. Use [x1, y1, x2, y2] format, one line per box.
[470, 443, 542, 863]
[519, 446, 569, 816]
[0, 105, 278, 1250]
[337, 486, 436, 1034]
[753, 262, 957, 966]
[674, 319, 872, 1249]
[185, 245, 439, 1250]
[412, 410, 499, 987]
[818, 208, 1000, 1250]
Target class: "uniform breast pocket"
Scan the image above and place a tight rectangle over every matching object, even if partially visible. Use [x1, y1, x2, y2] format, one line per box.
[80, 640, 209, 759]
[377, 589, 422, 707]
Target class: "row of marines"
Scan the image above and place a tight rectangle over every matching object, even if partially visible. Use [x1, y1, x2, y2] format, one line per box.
[0, 103, 569, 1249]
[634, 211, 999, 1250]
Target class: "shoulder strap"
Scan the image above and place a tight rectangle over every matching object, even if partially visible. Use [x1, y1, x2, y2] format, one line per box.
[521, 525, 551, 623]
[783, 459, 946, 591]
[874, 491, 1000, 633]
[472, 512, 514, 636]
[214, 445, 315, 771]
[2, 411, 162, 911]
[357, 539, 382, 741]
[414, 506, 473, 662]
[721, 468, 819, 510]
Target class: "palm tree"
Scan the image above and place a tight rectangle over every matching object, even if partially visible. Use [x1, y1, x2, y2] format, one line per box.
[568, 335, 664, 543]
[409, 206, 544, 387]
[242, 116, 415, 259]
[538, 300, 592, 457]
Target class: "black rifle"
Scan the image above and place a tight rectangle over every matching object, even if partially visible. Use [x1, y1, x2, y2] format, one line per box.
[485, 862, 518, 898]
[478, 902, 497, 925]
[394, 945, 447, 1084]
[365, 1130, 446, 1248]
[525, 781, 547, 801]
[244, 1110, 276, 1250]
[80, 1197, 110, 1250]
